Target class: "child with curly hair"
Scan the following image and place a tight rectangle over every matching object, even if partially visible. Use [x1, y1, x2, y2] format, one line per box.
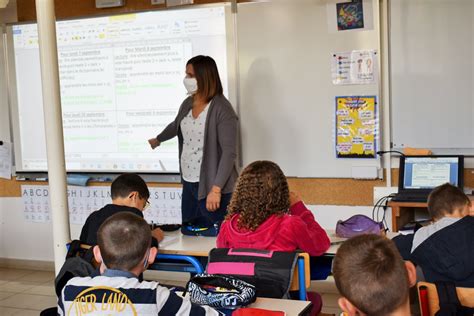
[216, 160, 330, 256]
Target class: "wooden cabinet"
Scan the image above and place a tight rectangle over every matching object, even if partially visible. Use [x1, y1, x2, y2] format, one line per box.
[388, 201, 428, 232]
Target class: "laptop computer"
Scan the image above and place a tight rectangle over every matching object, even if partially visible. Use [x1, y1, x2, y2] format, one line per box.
[392, 155, 464, 202]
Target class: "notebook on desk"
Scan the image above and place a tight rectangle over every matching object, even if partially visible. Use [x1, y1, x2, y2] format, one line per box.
[391, 155, 464, 202]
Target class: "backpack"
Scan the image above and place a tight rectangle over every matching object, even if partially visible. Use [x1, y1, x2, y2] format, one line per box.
[207, 248, 298, 298]
[435, 282, 474, 316]
[54, 240, 97, 297]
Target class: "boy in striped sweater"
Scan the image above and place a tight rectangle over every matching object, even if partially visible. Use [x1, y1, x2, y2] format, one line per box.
[58, 212, 221, 316]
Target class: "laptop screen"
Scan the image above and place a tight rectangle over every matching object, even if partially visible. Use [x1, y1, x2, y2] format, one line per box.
[401, 156, 463, 190]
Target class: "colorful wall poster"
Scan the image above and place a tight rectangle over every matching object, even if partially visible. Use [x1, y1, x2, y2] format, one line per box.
[337, 0, 364, 31]
[331, 50, 377, 85]
[335, 96, 377, 158]
[326, 0, 374, 33]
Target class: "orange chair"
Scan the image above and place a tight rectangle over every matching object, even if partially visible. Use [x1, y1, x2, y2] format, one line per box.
[417, 282, 474, 316]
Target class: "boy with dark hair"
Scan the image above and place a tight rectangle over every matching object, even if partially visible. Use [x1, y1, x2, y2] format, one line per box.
[410, 183, 474, 286]
[59, 212, 221, 315]
[333, 234, 416, 316]
[80, 173, 164, 245]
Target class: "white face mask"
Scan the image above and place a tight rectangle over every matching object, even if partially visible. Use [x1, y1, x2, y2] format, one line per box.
[183, 77, 198, 95]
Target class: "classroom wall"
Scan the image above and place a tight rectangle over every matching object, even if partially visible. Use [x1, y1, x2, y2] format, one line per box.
[0, 195, 378, 262]
[1, 0, 473, 264]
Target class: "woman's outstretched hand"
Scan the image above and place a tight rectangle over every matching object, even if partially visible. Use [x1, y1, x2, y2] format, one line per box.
[148, 138, 160, 149]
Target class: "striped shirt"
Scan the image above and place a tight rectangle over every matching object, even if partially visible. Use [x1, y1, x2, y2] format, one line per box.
[58, 270, 221, 316]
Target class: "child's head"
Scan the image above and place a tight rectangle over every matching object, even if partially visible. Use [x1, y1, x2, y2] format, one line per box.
[94, 212, 157, 275]
[227, 160, 289, 231]
[427, 183, 471, 221]
[111, 173, 150, 211]
[333, 234, 416, 316]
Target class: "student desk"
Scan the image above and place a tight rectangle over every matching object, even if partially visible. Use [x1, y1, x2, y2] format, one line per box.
[249, 297, 312, 315]
[158, 229, 346, 256]
[158, 231, 216, 256]
[325, 230, 398, 255]
[157, 229, 399, 256]
[176, 293, 312, 316]
[153, 230, 342, 276]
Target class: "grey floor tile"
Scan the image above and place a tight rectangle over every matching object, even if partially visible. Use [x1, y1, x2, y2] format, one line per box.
[0, 306, 43, 316]
[17, 271, 55, 283]
[0, 293, 57, 310]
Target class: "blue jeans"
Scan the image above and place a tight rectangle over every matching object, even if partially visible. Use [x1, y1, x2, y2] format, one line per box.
[181, 180, 232, 228]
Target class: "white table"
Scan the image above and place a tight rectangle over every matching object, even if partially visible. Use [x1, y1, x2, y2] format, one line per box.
[158, 230, 217, 256]
[154, 229, 398, 276]
[325, 230, 398, 255]
[158, 229, 398, 256]
[250, 297, 312, 315]
[177, 292, 312, 315]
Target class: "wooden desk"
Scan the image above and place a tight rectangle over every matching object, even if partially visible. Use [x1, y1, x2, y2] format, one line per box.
[389, 195, 473, 231]
[388, 201, 428, 232]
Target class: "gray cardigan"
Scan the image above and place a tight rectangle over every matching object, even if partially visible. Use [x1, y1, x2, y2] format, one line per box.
[157, 95, 238, 200]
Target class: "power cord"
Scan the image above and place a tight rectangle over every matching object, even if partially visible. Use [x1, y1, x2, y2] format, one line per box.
[372, 194, 397, 232]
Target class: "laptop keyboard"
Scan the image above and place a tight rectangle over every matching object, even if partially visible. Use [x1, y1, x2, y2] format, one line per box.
[391, 194, 428, 202]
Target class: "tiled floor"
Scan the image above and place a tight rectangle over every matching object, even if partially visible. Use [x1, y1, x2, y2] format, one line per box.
[0, 267, 342, 315]
[311, 276, 342, 315]
[0, 268, 57, 315]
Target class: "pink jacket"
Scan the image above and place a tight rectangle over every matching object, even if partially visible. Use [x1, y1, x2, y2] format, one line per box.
[216, 201, 330, 256]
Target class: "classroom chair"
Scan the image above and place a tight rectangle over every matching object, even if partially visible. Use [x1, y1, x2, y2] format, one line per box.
[153, 253, 205, 274]
[417, 281, 474, 316]
[290, 253, 311, 301]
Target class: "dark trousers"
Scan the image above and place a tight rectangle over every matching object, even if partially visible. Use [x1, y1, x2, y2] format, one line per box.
[181, 180, 231, 228]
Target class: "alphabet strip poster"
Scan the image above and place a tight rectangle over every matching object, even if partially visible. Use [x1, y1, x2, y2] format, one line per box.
[21, 185, 182, 225]
[335, 96, 377, 158]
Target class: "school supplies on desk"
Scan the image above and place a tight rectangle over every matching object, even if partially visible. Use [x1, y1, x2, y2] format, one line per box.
[181, 224, 219, 236]
[336, 215, 384, 238]
[158, 224, 181, 231]
[232, 308, 285, 316]
[184, 274, 256, 310]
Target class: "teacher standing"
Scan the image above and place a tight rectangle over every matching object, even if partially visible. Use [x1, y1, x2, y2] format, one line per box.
[148, 55, 238, 234]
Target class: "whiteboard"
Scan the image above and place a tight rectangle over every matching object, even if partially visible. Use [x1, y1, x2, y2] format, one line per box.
[390, 0, 474, 153]
[237, 0, 381, 177]
[7, 4, 236, 174]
